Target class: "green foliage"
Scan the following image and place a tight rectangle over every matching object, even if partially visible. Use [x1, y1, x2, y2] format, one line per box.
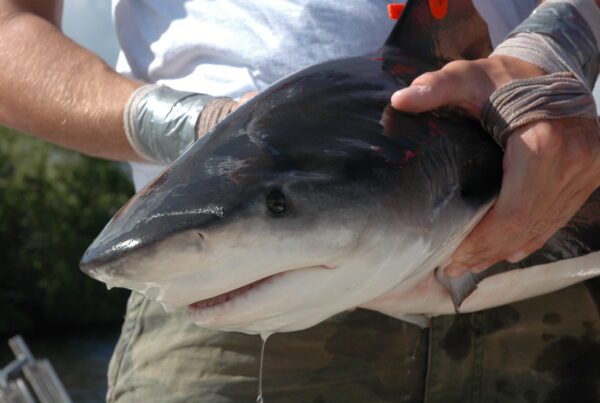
[0, 126, 133, 335]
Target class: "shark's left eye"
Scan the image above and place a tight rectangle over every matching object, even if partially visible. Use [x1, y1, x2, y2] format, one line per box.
[266, 189, 286, 215]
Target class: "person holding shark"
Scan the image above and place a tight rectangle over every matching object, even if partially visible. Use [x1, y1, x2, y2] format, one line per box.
[0, 0, 599, 401]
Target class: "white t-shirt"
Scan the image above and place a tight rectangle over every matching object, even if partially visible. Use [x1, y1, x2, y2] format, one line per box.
[111, 0, 537, 191]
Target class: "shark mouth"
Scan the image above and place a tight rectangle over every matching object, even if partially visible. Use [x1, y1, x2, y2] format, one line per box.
[186, 264, 334, 313]
[187, 273, 280, 311]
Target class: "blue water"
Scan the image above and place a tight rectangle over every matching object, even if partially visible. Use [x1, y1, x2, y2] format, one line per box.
[0, 328, 120, 403]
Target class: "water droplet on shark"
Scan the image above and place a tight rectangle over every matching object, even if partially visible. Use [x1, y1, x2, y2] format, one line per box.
[256, 332, 273, 403]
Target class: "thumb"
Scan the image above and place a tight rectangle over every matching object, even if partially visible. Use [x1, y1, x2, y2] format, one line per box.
[391, 61, 490, 117]
[391, 70, 461, 113]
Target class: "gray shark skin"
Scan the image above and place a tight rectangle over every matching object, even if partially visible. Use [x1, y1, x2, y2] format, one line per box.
[80, 0, 600, 334]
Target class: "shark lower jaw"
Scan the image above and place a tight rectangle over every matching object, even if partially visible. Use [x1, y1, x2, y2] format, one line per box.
[184, 264, 339, 333]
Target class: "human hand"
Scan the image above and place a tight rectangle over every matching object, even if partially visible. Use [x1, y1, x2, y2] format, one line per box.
[391, 56, 600, 277]
[447, 117, 600, 276]
[196, 91, 257, 139]
[233, 91, 257, 110]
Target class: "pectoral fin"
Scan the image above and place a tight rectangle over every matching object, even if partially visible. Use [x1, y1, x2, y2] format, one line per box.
[435, 267, 478, 312]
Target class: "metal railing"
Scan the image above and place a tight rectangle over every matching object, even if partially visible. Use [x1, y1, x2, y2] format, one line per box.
[0, 336, 72, 403]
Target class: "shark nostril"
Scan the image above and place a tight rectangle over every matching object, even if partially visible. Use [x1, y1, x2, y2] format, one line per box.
[197, 232, 205, 241]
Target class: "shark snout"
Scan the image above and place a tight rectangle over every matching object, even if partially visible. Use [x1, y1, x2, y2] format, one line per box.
[80, 229, 207, 285]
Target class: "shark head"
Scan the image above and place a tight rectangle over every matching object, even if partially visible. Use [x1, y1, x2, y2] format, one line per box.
[81, 0, 503, 333]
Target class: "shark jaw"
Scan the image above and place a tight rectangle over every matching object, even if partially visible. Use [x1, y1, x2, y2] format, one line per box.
[185, 265, 334, 333]
[184, 259, 418, 334]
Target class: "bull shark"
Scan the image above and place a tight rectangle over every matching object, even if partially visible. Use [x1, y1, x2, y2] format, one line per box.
[80, 0, 600, 334]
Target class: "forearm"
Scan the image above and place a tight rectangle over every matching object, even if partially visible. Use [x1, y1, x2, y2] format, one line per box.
[493, 0, 600, 91]
[0, 2, 144, 161]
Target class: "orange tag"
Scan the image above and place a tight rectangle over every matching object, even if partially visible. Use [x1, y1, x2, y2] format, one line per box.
[387, 3, 405, 20]
[429, 0, 448, 19]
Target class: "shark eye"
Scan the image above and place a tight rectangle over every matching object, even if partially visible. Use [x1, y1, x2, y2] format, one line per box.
[266, 189, 286, 215]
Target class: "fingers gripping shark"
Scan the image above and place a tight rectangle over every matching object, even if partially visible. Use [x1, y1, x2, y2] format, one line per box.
[80, 0, 600, 334]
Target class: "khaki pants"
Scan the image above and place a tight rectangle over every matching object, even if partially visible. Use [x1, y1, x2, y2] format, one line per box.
[108, 280, 600, 402]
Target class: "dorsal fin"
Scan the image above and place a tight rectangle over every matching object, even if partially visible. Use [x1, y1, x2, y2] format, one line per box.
[384, 0, 493, 64]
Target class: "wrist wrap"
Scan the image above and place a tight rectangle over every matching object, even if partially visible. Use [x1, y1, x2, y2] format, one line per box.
[481, 73, 598, 149]
[124, 85, 215, 164]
